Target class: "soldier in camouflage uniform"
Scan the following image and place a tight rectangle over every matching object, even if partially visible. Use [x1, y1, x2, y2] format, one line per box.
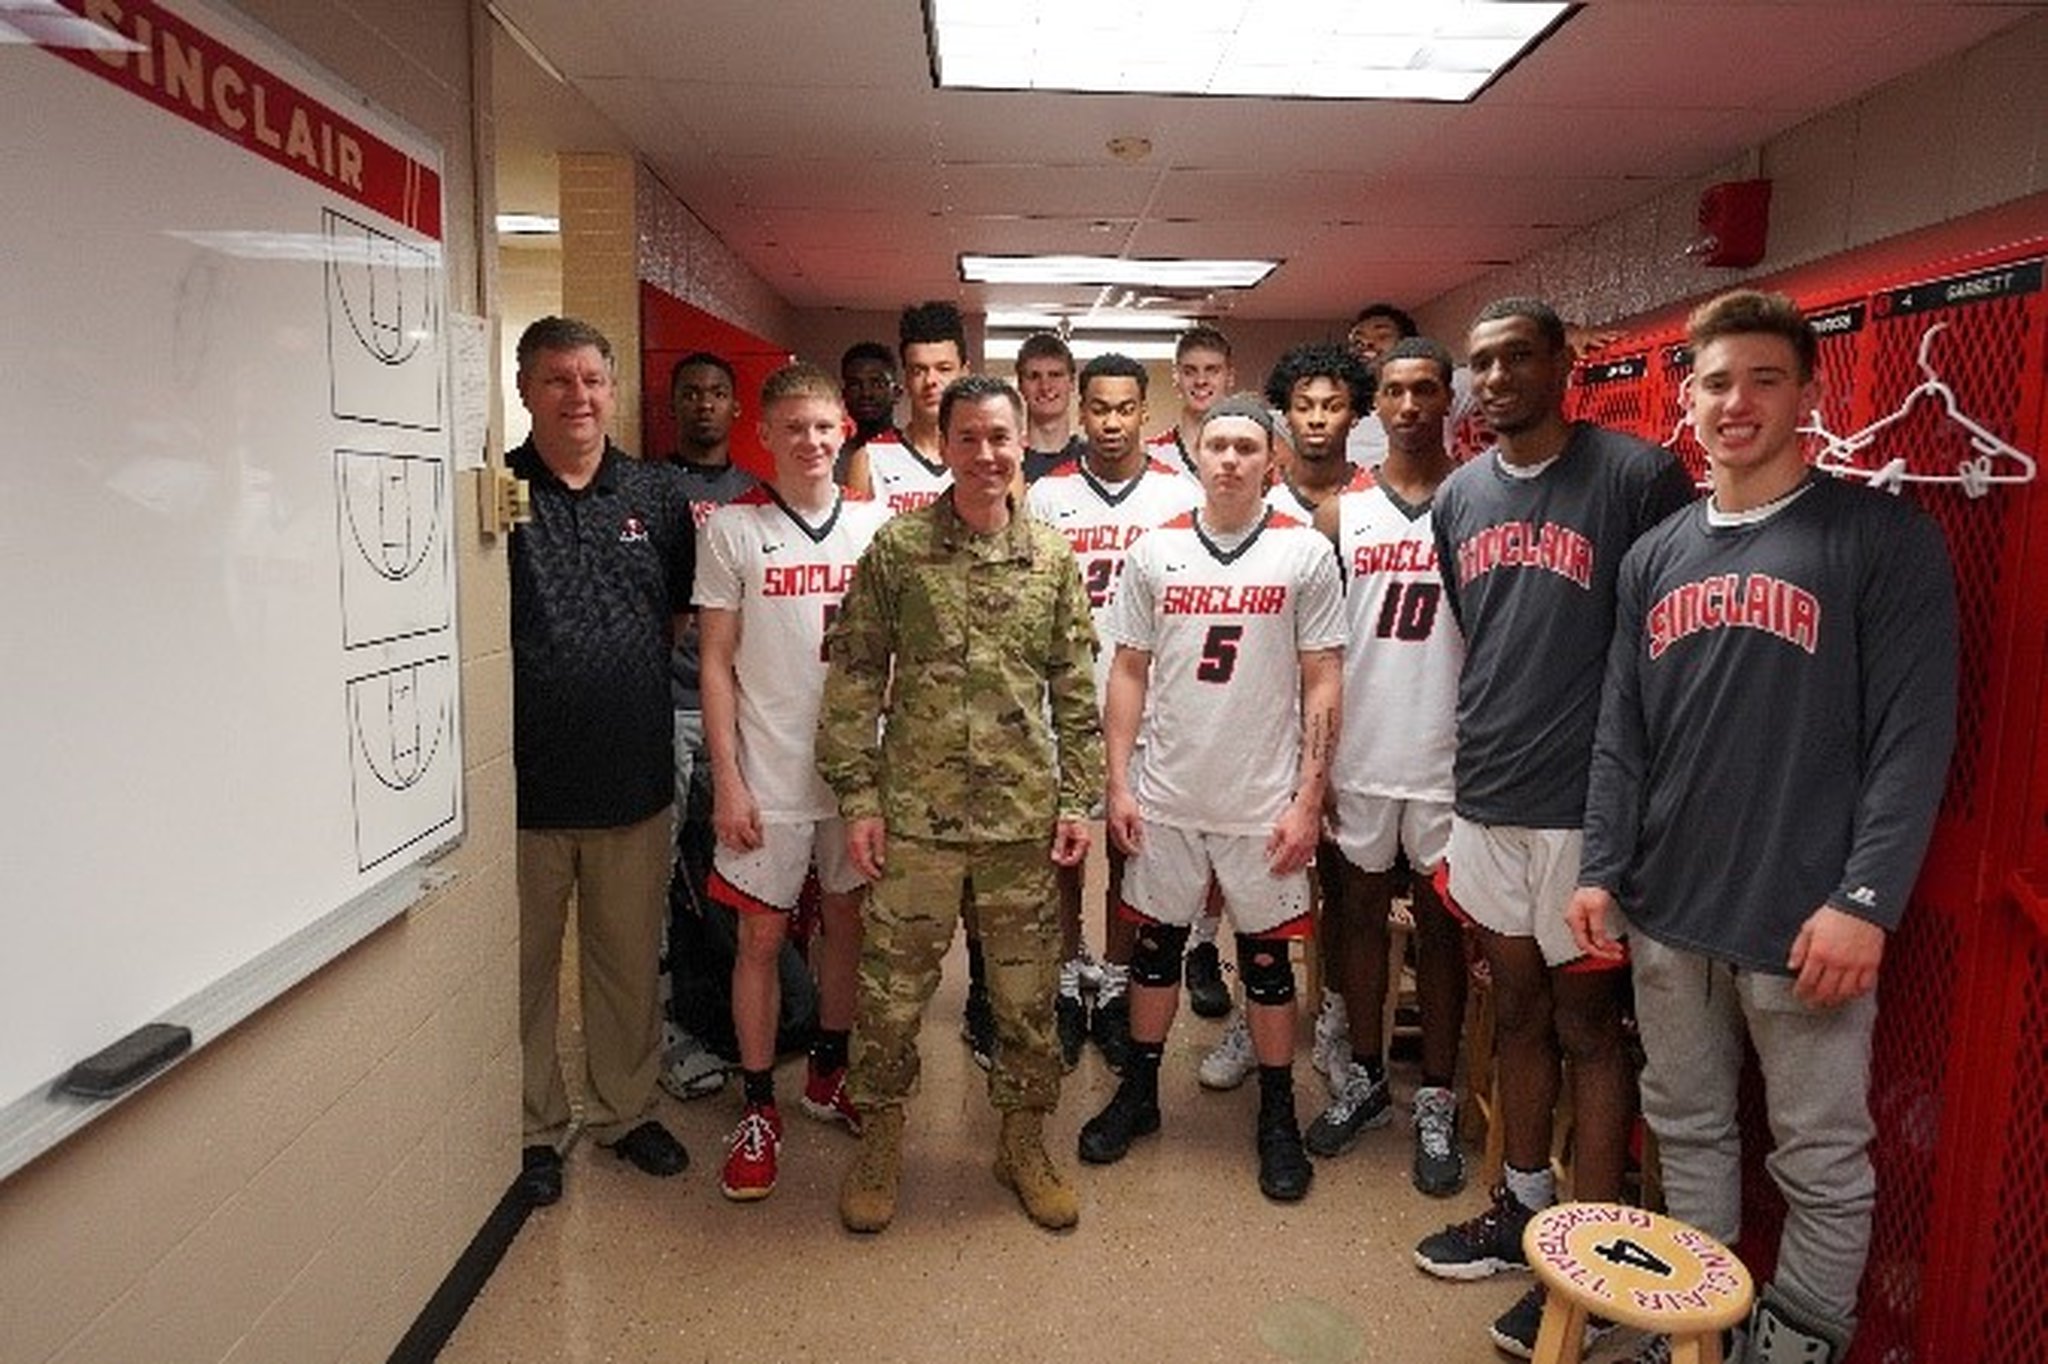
[818, 374, 1103, 1232]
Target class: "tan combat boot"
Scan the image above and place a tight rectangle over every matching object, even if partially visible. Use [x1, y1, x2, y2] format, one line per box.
[993, 1108, 1080, 1229]
[839, 1105, 904, 1233]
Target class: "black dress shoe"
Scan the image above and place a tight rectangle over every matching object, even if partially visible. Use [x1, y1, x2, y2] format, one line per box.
[519, 1144, 563, 1206]
[606, 1119, 689, 1177]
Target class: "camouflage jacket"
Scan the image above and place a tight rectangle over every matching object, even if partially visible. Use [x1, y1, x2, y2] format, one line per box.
[817, 490, 1103, 844]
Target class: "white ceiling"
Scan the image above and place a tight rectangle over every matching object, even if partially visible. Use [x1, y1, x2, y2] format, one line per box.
[489, 0, 2043, 321]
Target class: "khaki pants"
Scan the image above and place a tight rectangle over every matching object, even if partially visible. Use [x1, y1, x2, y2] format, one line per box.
[850, 836, 1061, 1114]
[519, 808, 671, 1146]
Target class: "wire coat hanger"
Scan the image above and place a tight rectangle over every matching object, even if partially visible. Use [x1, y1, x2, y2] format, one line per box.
[1816, 323, 2039, 497]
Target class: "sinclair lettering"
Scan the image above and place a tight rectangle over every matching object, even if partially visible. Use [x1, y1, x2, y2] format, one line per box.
[887, 490, 943, 514]
[1063, 523, 1148, 555]
[1456, 521, 1593, 589]
[1351, 540, 1437, 576]
[1646, 573, 1820, 660]
[762, 563, 856, 598]
[1161, 584, 1287, 615]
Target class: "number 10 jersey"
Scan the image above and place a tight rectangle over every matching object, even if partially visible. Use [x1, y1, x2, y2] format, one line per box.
[1335, 481, 1462, 802]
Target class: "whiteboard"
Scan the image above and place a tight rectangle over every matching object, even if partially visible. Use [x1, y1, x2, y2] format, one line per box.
[0, 0, 463, 1175]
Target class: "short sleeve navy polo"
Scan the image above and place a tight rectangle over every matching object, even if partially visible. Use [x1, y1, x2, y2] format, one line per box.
[509, 438, 695, 828]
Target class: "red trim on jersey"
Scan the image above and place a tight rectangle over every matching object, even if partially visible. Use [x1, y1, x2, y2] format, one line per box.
[1432, 863, 1473, 927]
[1560, 945, 1629, 973]
[1145, 457, 1183, 476]
[708, 869, 790, 917]
[1159, 511, 1198, 530]
[1247, 912, 1313, 942]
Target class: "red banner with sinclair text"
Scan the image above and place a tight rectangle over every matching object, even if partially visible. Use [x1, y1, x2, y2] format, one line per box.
[42, 0, 442, 239]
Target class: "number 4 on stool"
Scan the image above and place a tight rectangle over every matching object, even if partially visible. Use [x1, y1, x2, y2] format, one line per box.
[1521, 1202, 1753, 1364]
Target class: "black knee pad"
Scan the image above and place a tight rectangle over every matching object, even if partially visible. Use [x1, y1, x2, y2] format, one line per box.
[1235, 933, 1297, 1006]
[1128, 920, 1190, 988]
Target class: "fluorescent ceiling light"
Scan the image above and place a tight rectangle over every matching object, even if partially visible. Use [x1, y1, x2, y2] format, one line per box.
[496, 213, 561, 236]
[962, 255, 1275, 288]
[991, 334, 1181, 363]
[987, 309, 1197, 333]
[0, 0, 145, 48]
[929, 0, 1571, 102]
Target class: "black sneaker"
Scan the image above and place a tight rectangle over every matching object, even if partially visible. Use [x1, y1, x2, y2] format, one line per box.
[1078, 1079, 1161, 1164]
[1304, 1060, 1393, 1156]
[961, 982, 995, 1071]
[1055, 991, 1088, 1072]
[1090, 991, 1132, 1073]
[1412, 1183, 1536, 1280]
[1487, 1283, 1614, 1360]
[1184, 940, 1231, 1019]
[1256, 1107, 1314, 1202]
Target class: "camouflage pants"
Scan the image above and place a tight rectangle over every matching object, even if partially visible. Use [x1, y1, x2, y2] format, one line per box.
[849, 836, 1062, 1113]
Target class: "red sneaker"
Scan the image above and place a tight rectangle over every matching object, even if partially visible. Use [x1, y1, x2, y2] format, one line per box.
[800, 1064, 863, 1136]
[720, 1103, 782, 1202]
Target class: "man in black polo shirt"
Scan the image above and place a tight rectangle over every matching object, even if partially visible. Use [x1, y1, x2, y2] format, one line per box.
[511, 316, 695, 1204]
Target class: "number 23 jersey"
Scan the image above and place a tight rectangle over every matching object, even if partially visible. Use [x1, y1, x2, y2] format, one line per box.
[1106, 510, 1345, 834]
[1335, 481, 1462, 802]
[1025, 458, 1202, 708]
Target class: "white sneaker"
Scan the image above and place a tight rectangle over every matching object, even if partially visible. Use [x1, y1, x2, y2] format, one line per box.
[1058, 955, 1093, 997]
[1411, 1084, 1466, 1197]
[1198, 1013, 1257, 1090]
[1310, 992, 1350, 1090]
[658, 1027, 730, 1101]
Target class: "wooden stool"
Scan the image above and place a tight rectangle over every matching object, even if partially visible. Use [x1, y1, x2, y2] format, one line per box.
[1521, 1202, 1753, 1364]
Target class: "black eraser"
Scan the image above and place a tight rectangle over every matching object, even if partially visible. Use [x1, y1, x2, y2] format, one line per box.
[59, 1023, 193, 1099]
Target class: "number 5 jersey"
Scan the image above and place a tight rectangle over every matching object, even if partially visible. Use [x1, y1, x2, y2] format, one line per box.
[1105, 509, 1346, 835]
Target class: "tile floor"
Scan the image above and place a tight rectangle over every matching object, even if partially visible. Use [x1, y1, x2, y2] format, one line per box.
[444, 934, 1652, 1363]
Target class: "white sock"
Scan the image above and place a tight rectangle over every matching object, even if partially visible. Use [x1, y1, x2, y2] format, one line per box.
[1503, 1162, 1555, 1212]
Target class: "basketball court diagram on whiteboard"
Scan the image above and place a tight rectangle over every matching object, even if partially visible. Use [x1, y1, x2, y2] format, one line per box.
[335, 448, 450, 646]
[347, 656, 458, 873]
[325, 206, 443, 431]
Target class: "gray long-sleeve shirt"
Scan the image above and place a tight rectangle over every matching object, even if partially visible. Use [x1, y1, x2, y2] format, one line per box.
[1433, 423, 1696, 827]
[1579, 475, 1958, 972]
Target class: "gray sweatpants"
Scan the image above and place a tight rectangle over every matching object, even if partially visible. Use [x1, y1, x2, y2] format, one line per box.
[1632, 933, 1876, 1337]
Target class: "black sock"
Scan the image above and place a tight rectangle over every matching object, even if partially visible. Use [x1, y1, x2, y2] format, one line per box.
[742, 1067, 775, 1106]
[1348, 1051, 1387, 1085]
[966, 934, 987, 991]
[1127, 1041, 1164, 1104]
[810, 1029, 850, 1074]
[1257, 1063, 1294, 1113]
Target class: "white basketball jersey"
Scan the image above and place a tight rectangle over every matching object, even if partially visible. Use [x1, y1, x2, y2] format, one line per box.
[1145, 429, 1203, 489]
[1266, 461, 1374, 519]
[1335, 481, 1463, 800]
[1026, 458, 1202, 707]
[1107, 510, 1346, 834]
[694, 488, 889, 820]
[865, 435, 951, 516]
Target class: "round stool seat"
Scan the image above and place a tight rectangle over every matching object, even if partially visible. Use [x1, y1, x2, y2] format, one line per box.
[1521, 1202, 1754, 1364]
